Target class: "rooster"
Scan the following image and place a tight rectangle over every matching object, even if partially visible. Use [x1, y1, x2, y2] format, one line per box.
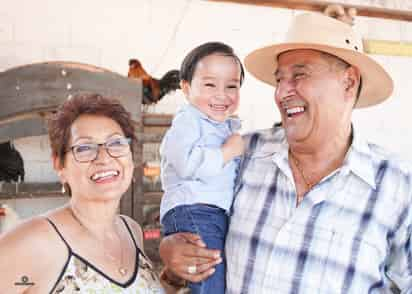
[0, 141, 24, 182]
[128, 59, 180, 105]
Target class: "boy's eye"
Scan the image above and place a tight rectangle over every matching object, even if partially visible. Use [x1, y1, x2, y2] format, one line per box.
[227, 84, 239, 89]
[205, 83, 215, 87]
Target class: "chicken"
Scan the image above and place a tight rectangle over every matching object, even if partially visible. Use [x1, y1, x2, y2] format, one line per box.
[128, 59, 180, 105]
[0, 141, 24, 182]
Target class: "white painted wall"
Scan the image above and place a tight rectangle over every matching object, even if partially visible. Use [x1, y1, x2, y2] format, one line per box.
[1, 0, 411, 183]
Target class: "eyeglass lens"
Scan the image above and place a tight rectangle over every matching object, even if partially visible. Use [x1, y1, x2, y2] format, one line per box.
[72, 137, 131, 162]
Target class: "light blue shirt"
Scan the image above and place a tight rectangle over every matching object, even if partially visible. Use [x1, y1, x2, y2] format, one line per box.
[226, 126, 412, 293]
[159, 104, 241, 221]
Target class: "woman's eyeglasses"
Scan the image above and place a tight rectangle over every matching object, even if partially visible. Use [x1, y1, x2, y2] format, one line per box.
[68, 137, 132, 163]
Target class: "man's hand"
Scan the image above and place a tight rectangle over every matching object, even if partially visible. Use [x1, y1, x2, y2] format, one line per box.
[222, 133, 245, 164]
[159, 233, 222, 282]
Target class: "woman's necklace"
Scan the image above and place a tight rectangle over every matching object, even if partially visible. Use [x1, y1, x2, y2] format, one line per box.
[69, 207, 128, 276]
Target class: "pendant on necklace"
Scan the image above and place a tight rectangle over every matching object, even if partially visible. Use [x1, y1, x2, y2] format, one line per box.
[119, 267, 128, 276]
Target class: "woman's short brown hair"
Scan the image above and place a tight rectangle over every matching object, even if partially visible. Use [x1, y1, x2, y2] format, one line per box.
[48, 94, 136, 166]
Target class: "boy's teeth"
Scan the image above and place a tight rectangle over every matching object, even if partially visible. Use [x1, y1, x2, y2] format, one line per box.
[209, 104, 228, 111]
[91, 170, 119, 181]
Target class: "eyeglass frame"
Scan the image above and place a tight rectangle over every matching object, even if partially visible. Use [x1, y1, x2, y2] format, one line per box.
[66, 137, 132, 163]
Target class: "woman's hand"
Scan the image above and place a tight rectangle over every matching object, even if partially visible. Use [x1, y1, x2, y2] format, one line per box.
[159, 233, 222, 282]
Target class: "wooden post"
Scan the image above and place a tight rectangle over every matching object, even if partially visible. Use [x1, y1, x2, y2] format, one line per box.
[206, 0, 412, 21]
[119, 86, 144, 222]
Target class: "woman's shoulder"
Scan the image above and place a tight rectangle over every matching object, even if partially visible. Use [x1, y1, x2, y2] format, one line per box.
[0, 213, 68, 261]
[0, 215, 54, 247]
[119, 214, 144, 249]
[0, 215, 69, 292]
[1, 205, 71, 251]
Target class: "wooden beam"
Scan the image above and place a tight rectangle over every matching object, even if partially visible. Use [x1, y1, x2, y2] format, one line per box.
[206, 0, 412, 21]
[0, 182, 63, 199]
[142, 192, 163, 205]
[143, 113, 173, 126]
[0, 117, 47, 143]
[364, 39, 412, 56]
[139, 132, 166, 143]
[0, 181, 161, 199]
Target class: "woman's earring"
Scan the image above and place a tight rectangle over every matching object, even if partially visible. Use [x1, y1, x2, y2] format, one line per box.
[61, 183, 66, 194]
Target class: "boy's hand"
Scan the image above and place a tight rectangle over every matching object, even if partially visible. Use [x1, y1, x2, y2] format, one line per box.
[222, 134, 244, 163]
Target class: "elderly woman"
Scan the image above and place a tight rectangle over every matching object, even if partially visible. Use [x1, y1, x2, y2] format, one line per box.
[0, 94, 177, 293]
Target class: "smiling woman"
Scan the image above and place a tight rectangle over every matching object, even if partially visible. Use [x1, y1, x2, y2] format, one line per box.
[0, 94, 176, 293]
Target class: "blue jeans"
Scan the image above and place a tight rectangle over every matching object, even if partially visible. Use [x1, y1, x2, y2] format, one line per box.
[162, 204, 228, 294]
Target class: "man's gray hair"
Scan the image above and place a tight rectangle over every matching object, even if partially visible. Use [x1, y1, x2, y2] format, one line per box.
[320, 51, 362, 101]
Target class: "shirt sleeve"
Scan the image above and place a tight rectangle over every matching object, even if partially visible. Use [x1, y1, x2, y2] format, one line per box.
[385, 184, 412, 293]
[160, 112, 225, 180]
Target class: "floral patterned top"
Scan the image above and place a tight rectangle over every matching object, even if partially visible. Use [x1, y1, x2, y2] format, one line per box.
[46, 217, 164, 294]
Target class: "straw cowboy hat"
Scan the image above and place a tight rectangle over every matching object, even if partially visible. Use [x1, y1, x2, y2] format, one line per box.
[245, 12, 394, 108]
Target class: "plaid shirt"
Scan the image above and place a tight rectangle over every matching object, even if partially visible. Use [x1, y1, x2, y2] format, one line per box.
[225, 126, 412, 293]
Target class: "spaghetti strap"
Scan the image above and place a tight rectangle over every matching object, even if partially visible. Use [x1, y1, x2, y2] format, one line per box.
[45, 217, 72, 252]
[46, 216, 163, 293]
[119, 216, 144, 255]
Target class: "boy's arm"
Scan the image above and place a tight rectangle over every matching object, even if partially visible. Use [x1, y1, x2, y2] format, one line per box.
[162, 114, 226, 180]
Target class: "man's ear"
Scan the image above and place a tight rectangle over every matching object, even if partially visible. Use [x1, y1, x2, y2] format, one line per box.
[344, 66, 361, 99]
[180, 80, 190, 96]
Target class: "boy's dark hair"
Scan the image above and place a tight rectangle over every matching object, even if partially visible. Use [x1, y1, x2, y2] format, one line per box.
[180, 42, 245, 86]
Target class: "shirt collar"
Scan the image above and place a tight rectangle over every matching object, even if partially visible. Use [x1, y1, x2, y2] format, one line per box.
[270, 126, 376, 189]
[342, 127, 376, 189]
[270, 129, 293, 180]
[183, 103, 241, 130]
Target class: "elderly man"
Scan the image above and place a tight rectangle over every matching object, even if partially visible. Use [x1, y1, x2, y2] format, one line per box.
[159, 13, 412, 293]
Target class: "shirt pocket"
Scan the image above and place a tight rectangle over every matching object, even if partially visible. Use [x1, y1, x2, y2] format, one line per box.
[232, 155, 277, 217]
[320, 225, 386, 293]
[266, 222, 336, 292]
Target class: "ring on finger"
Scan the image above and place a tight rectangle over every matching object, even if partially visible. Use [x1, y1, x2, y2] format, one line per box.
[187, 265, 197, 274]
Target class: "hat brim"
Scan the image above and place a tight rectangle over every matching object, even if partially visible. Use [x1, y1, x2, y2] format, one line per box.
[245, 43, 394, 108]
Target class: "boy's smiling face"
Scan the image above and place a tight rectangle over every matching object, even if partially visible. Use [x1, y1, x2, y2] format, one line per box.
[182, 53, 241, 122]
